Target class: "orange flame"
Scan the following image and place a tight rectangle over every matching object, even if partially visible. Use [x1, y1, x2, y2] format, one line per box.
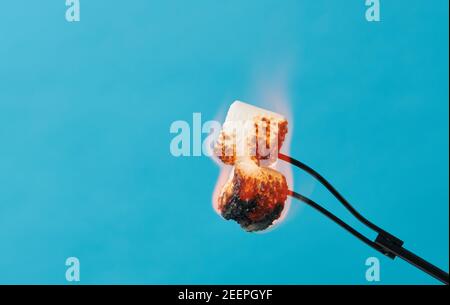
[210, 103, 294, 230]
[210, 62, 295, 231]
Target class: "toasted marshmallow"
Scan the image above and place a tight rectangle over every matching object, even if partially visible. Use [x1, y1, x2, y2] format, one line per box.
[218, 160, 288, 232]
[214, 101, 288, 166]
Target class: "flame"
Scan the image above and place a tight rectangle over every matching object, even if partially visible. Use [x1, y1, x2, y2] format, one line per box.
[210, 104, 294, 230]
[210, 63, 295, 231]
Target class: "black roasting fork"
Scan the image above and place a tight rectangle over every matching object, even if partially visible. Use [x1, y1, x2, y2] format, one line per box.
[279, 153, 449, 285]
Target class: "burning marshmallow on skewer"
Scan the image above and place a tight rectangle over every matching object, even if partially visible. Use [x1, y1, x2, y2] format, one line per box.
[214, 101, 289, 232]
[212, 103, 449, 282]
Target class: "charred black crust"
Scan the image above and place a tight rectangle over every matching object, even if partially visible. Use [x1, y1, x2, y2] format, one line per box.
[221, 194, 284, 232]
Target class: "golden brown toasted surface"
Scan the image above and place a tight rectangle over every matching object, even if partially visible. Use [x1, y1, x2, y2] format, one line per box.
[214, 116, 288, 166]
[218, 161, 288, 231]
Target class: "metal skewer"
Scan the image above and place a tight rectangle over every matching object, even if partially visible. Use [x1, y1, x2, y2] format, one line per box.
[281, 153, 449, 285]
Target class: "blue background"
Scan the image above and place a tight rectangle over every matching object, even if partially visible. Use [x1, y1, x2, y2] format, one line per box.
[0, 0, 448, 284]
